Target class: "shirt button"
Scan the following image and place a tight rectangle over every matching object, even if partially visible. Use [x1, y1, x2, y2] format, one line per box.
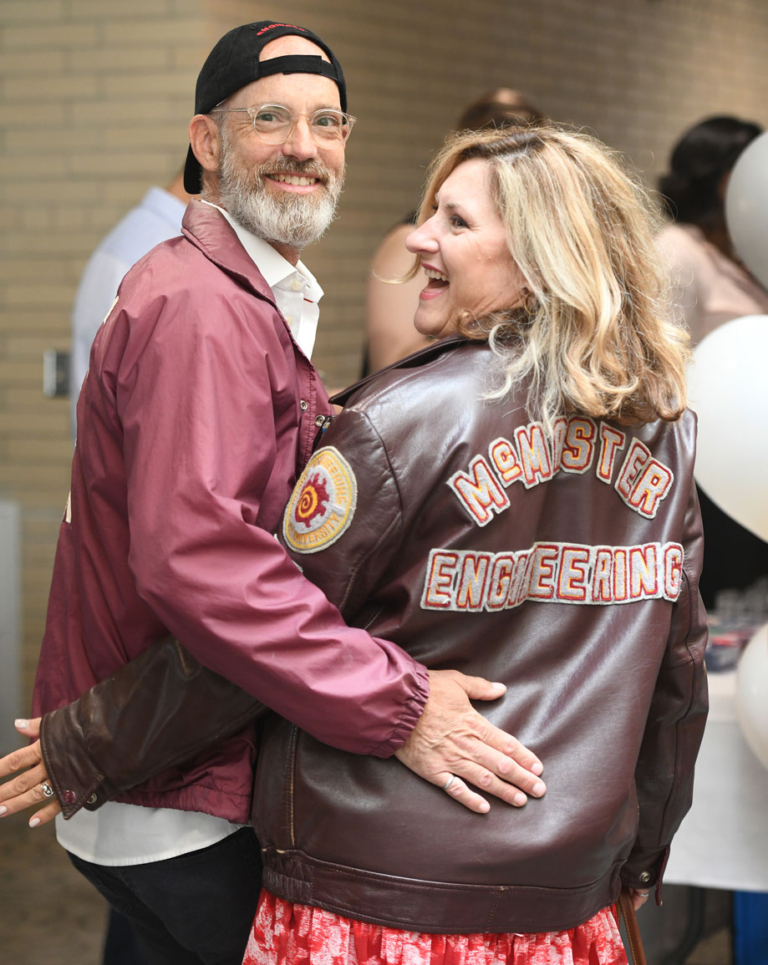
[291, 279, 303, 292]
[285, 315, 295, 326]
[300, 400, 308, 411]
[61, 789, 77, 806]
[639, 871, 652, 884]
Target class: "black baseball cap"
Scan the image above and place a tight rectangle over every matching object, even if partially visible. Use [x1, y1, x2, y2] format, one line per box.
[184, 21, 347, 194]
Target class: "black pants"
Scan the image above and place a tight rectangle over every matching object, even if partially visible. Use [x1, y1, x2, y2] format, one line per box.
[103, 908, 150, 965]
[69, 827, 263, 965]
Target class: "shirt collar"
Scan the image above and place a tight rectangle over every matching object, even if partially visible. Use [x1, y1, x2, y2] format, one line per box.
[200, 200, 323, 303]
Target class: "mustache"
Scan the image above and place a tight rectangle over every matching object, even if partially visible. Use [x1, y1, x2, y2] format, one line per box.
[255, 155, 334, 185]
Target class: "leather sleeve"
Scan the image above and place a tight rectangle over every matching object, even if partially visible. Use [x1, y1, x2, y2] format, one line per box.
[620, 485, 709, 897]
[40, 637, 265, 819]
[281, 408, 404, 618]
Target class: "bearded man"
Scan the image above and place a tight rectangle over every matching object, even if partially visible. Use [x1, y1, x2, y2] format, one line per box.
[22, 21, 545, 965]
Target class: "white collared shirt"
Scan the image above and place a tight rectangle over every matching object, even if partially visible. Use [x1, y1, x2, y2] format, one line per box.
[202, 200, 323, 359]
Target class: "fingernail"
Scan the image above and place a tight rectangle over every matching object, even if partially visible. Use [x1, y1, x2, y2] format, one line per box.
[514, 791, 527, 806]
[29, 817, 40, 828]
[532, 781, 546, 796]
[0, 806, 7, 816]
[478, 801, 490, 813]
[532, 761, 544, 776]
[15, 719, 29, 730]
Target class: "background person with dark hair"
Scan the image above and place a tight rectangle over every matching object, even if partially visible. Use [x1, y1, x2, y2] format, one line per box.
[656, 116, 768, 612]
[656, 115, 768, 348]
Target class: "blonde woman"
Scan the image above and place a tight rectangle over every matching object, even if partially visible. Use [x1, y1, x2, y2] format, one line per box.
[245, 125, 707, 965]
[2, 127, 707, 965]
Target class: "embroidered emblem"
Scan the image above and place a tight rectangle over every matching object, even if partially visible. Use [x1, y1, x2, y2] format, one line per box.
[283, 447, 357, 554]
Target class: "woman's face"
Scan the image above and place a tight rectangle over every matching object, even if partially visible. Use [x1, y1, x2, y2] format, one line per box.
[405, 158, 527, 340]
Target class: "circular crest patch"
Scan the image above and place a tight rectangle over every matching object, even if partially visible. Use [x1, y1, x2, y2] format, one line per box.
[283, 446, 357, 554]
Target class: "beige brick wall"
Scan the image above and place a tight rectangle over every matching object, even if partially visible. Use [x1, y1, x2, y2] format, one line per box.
[1, 0, 207, 703]
[2, 0, 767, 705]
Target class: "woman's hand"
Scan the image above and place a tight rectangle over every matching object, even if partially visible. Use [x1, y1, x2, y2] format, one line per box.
[0, 718, 62, 827]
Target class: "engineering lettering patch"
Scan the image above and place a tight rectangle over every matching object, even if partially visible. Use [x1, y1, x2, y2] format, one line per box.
[282, 447, 357, 554]
[420, 541, 684, 611]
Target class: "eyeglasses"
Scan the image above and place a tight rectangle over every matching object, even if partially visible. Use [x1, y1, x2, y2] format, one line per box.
[209, 104, 357, 145]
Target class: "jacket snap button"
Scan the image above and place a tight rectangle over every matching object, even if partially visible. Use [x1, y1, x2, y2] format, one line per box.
[300, 400, 308, 411]
[315, 414, 326, 427]
[87, 794, 98, 805]
[61, 789, 76, 805]
[639, 871, 652, 884]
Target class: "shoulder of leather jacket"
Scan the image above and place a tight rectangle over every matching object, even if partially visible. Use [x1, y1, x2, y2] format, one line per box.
[331, 335, 474, 407]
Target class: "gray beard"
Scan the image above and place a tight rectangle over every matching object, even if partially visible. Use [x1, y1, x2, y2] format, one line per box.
[216, 131, 344, 251]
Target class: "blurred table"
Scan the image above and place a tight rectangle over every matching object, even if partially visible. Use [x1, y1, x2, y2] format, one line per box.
[664, 667, 768, 891]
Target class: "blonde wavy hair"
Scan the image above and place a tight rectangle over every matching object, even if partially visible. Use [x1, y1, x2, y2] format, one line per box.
[413, 125, 689, 432]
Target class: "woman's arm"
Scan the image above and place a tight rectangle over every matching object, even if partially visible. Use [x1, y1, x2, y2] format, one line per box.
[365, 224, 430, 373]
[0, 637, 263, 824]
[620, 484, 709, 901]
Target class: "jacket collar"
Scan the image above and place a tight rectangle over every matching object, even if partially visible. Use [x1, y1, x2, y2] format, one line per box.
[331, 334, 473, 406]
[180, 200, 278, 308]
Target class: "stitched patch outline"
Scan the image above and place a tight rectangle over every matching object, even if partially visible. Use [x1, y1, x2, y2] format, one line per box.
[282, 447, 357, 554]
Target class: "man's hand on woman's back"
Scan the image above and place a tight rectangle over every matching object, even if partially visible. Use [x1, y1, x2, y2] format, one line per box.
[395, 669, 546, 813]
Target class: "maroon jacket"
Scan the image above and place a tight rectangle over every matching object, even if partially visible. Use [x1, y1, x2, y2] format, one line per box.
[32, 201, 428, 822]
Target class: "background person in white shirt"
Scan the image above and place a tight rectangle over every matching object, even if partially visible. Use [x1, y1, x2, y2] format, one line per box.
[69, 172, 191, 439]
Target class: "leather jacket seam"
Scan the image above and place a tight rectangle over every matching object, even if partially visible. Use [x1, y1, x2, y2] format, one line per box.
[288, 725, 299, 849]
[338, 411, 405, 613]
[652, 568, 698, 850]
[270, 848, 615, 894]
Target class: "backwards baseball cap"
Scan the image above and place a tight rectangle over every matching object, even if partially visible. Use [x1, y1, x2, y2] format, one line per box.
[184, 21, 347, 194]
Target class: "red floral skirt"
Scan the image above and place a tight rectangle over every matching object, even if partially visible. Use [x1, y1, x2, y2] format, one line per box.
[243, 891, 628, 965]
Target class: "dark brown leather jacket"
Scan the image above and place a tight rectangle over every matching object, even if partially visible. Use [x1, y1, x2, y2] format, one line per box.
[42, 337, 708, 935]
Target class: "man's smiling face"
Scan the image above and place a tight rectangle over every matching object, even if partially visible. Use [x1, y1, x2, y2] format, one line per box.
[214, 35, 347, 255]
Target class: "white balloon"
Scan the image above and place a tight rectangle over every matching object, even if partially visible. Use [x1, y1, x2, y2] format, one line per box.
[737, 624, 768, 772]
[725, 131, 768, 289]
[687, 315, 768, 541]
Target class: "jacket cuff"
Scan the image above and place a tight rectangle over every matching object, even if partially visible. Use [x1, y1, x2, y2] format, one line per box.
[369, 662, 430, 758]
[620, 846, 669, 904]
[39, 705, 117, 820]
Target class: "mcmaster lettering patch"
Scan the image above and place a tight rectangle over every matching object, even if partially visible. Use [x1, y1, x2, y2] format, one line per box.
[448, 417, 674, 526]
[283, 447, 357, 554]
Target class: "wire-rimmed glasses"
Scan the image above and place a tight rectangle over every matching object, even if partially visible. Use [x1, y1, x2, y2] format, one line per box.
[209, 104, 356, 145]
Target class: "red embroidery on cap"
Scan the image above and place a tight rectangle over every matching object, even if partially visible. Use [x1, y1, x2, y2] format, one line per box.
[256, 23, 307, 36]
